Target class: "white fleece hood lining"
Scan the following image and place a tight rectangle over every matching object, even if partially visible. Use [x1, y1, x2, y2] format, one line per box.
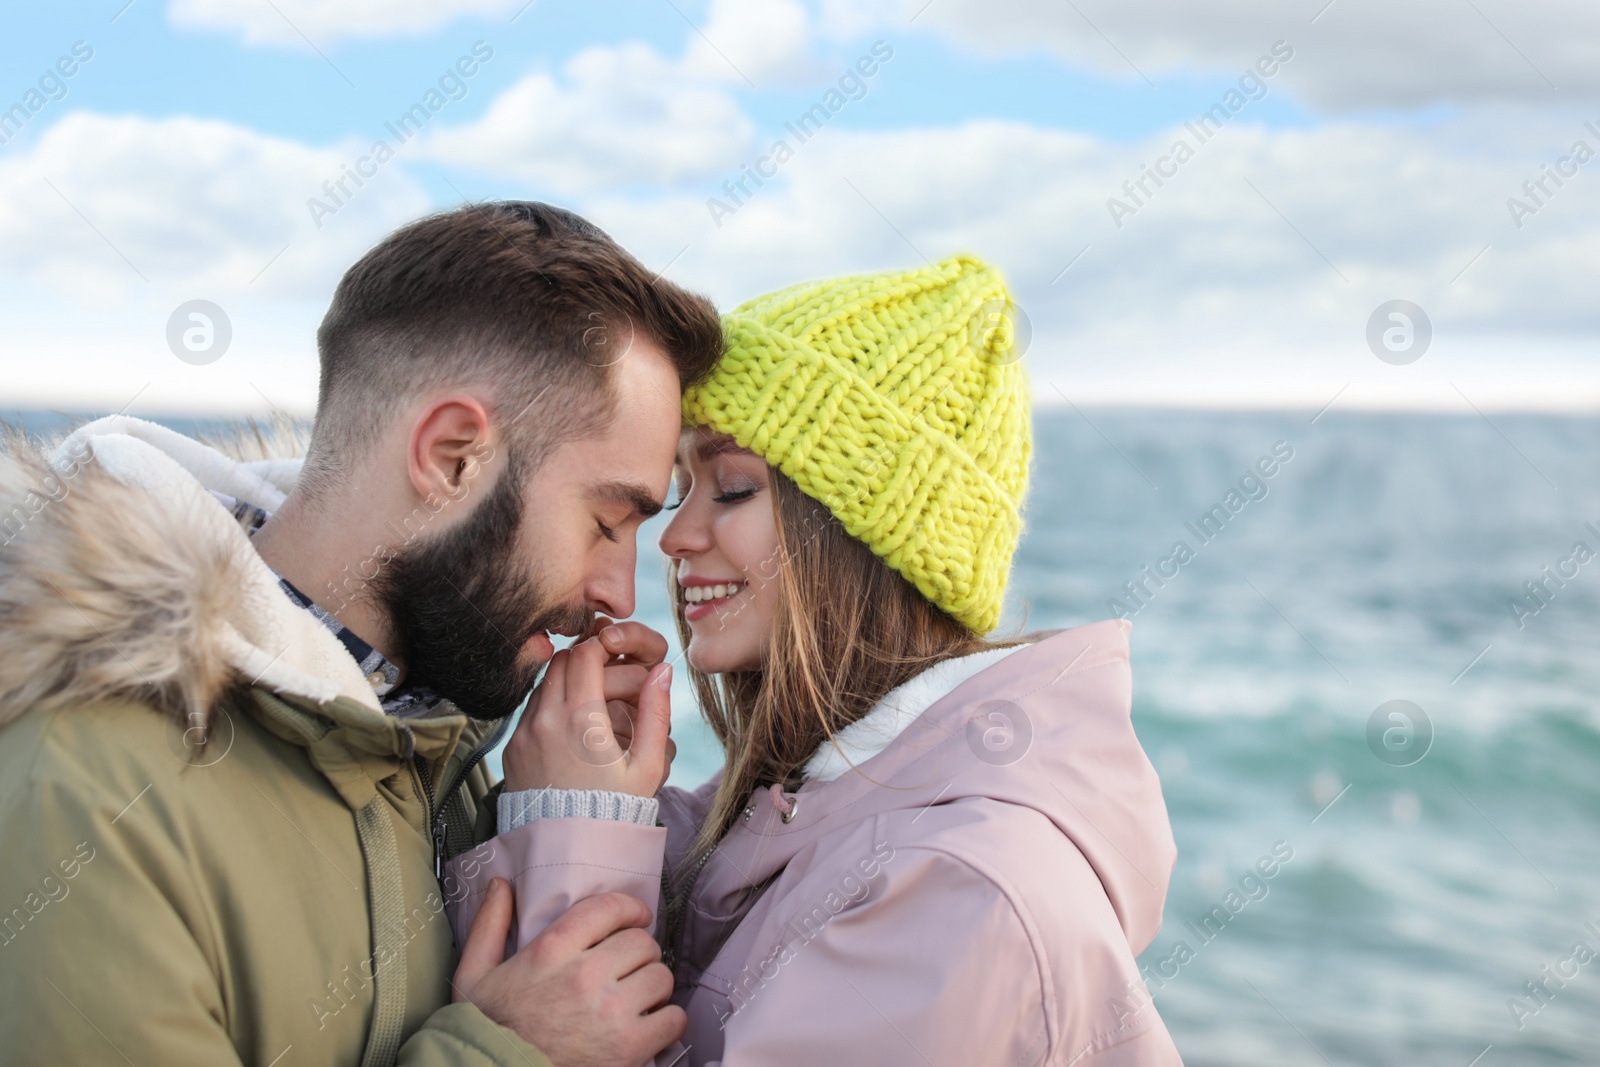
[51, 416, 382, 714]
[802, 644, 1027, 783]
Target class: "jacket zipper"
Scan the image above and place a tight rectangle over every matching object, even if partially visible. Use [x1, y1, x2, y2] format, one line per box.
[413, 753, 439, 877]
[410, 713, 513, 880]
[661, 844, 717, 970]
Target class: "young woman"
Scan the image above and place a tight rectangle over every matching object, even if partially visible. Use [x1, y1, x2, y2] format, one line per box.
[448, 257, 1182, 1065]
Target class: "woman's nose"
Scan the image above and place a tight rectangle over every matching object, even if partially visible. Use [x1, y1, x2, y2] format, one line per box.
[659, 501, 711, 558]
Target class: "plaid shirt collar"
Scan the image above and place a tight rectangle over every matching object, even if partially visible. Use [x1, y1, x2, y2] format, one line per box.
[215, 492, 440, 719]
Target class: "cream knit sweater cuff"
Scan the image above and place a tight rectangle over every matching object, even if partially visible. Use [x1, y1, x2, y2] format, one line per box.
[498, 788, 660, 833]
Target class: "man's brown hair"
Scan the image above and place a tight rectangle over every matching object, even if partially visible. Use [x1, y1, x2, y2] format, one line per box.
[302, 201, 723, 492]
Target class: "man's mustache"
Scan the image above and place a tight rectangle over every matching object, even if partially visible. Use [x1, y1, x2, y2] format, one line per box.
[525, 601, 595, 646]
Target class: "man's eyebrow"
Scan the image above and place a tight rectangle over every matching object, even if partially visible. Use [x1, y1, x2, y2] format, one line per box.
[594, 479, 665, 519]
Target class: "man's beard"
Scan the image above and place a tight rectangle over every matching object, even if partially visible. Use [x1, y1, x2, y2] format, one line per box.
[372, 453, 592, 720]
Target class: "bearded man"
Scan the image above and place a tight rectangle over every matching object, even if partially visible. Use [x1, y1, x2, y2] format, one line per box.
[0, 202, 720, 1067]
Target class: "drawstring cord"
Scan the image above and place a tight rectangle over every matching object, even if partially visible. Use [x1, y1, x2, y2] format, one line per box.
[768, 783, 800, 823]
[665, 784, 798, 970]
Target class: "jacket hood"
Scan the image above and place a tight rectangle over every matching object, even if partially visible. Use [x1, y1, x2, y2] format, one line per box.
[698, 620, 1176, 955]
[0, 416, 385, 733]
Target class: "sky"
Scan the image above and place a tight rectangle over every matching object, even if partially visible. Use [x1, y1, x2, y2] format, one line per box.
[0, 0, 1596, 416]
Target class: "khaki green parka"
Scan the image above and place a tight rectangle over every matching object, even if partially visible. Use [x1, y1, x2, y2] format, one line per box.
[0, 417, 550, 1066]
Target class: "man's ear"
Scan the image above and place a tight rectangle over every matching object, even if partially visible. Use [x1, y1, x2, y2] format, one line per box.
[406, 396, 497, 503]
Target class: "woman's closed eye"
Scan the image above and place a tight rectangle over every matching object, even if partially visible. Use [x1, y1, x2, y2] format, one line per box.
[661, 486, 752, 508]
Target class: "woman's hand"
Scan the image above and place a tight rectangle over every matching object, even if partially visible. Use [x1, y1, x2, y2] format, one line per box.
[502, 620, 676, 797]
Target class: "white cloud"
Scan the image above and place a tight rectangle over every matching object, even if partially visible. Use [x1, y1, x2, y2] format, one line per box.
[165, 0, 820, 85]
[7, 84, 1596, 413]
[0, 112, 429, 304]
[582, 112, 1600, 408]
[816, 0, 902, 45]
[422, 0, 835, 192]
[906, 0, 1598, 110]
[0, 281, 327, 416]
[167, 0, 517, 47]
[683, 0, 818, 85]
[425, 42, 757, 193]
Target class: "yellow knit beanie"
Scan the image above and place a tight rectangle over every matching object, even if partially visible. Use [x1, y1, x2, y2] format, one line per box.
[683, 255, 1031, 634]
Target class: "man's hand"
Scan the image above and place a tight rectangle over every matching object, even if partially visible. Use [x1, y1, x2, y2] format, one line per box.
[503, 620, 675, 796]
[453, 879, 685, 1067]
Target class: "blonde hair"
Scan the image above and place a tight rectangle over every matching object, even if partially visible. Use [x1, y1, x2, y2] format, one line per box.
[672, 468, 1021, 872]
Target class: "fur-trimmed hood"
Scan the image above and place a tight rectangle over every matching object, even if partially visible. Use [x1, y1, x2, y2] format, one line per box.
[0, 417, 522, 1064]
[0, 416, 383, 730]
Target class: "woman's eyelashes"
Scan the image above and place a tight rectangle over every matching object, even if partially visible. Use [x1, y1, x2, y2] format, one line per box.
[663, 461, 761, 508]
[661, 486, 750, 508]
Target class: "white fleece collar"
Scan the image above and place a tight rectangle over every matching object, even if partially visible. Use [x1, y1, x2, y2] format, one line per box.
[51, 416, 384, 714]
[802, 645, 1026, 783]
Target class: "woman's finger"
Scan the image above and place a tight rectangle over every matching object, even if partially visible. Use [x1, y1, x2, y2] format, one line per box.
[628, 663, 673, 787]
[606, 700, 636, 749]
[601, 663, 650, 703]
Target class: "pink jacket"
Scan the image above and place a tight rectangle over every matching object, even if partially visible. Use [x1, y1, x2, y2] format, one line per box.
[446, 620, 1183, 1065]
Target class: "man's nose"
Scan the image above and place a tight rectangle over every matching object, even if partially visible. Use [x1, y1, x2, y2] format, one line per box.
[588, 556, 637, 620]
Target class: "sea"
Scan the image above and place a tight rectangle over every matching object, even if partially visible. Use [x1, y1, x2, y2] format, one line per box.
[11, 407, 1599, 1065]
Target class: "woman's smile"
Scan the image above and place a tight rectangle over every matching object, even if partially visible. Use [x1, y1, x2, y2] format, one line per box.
[678, 574, 749, 621]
